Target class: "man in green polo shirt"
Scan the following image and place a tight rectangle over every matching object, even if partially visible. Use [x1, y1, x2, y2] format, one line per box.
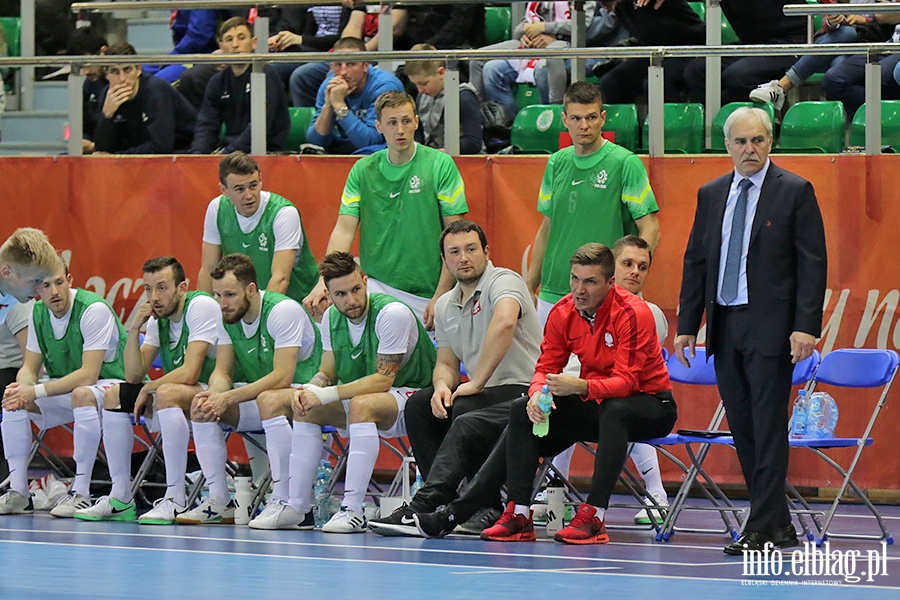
[248, 251, 435, 533]
[303, 90, 468, 329]
[0, 257, 126, 518]
[179, 253, 321, 525]
[198, 152, 319, 303]
[524, 81, 661, 481]
[74, 256, 222, 524]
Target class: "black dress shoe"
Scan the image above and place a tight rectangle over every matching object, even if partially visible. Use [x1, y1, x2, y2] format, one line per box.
[771, 524, 799, 548]
[724, 530, 773, 555]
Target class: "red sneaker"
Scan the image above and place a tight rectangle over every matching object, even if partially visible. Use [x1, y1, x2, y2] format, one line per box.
[480, 502, 536, 542]
[554, 503, 609, 545]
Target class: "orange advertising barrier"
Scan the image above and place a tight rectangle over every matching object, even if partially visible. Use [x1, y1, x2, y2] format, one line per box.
[3, 154, 900, 492]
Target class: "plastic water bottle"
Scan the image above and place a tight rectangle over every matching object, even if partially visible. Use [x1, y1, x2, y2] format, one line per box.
[411, 467, 425, 498]
[233, 477, 253, 526]
[790, 390, 809, 439]
[807, 392, 839, 439]
[545, 478, 565, 537]
[533, 385, 553, 437]
[314, 460, 333, 527]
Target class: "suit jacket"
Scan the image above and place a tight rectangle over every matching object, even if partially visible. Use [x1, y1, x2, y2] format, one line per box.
[677, 161, 827, 357]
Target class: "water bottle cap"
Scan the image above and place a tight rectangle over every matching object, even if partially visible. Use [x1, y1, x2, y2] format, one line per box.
[542, 385, 549, 393]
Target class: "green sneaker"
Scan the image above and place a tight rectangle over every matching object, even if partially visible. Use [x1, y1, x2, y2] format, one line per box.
[74, 496, 137, 522]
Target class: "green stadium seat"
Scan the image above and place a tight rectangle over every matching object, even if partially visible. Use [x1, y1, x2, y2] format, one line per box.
[709, 102, 776, 151]
[806, 0, 825, 33]
[688, 1, 705, 21]
[287, 106, 316, 151]
[0, 17, 21, 57]
[779, 100, 845, 153]
[485, 6, 512, 46]
[510, 104, 565, 154]
[722, 17, 739, 45]
[849, 101, 900, 150]
[641, 103, 705, 154]
[603, 103, 639, 151]
[515, 83, 541, 111]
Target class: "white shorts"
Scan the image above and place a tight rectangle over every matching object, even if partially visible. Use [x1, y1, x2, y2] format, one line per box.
[340, 386, 417, 438]
[367, 278, 430, 328]
[537, 298, 581, 377]
[32, 379, 121, 430]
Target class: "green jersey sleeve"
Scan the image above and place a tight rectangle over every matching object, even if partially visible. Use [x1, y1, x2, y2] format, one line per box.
[339, 162, 362, 218]
[537, 154, 556, 217]
[435, 152, 468, 217]
[620, 153, 659, 220]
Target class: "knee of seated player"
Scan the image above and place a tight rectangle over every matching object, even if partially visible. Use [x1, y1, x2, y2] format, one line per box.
[72, 386, 98, 408]
[102, 384, 120, 410]
[257, 388, 293, 420]
[155, 383, 194, 411]
[347, 393, 396, 429]
[189, 396, 215, 422]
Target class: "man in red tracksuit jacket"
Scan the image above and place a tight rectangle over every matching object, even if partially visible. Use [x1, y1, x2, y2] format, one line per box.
[481, 242, 677, 545]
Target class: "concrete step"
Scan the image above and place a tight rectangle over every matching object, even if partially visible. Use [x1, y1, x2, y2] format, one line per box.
[1, 111, 67, 144]
[0, 141, 66, 156]
[34, 81, 69, 112]
[128, 18, 174, 54]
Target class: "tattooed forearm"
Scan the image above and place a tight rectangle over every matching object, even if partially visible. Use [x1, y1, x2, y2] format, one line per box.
[375, 353, 403, 378]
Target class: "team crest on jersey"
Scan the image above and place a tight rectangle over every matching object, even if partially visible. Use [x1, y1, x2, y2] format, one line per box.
[409, 175, 422, 194]
[472, 299, 481, 316]
[604, 331, 614, 347]
[261, 336, 270, 353]
[258, 232, 269, 251]
[593, 170, 609, 189]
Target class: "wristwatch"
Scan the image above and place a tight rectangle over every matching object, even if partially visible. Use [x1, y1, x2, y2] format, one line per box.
[335, 106, 350, 121]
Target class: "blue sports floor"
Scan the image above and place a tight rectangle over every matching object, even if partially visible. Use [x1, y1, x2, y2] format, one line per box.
[2, 497, 899, 599]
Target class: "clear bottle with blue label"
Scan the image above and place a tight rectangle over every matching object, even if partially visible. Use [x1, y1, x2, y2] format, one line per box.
[533, 385, 553, 437]
[314, 459, 333, 527]
[790, 390, 809, 439]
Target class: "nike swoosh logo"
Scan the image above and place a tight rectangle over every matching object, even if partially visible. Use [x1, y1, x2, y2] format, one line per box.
[572, 180, 584, 186]
[173, 355, 183, 365]
[389, 192, 400, 198]
[400, 515, 416, 525]
[111, 506, 131, 514]
[248, 348, 257, 353]
[641, 468, 652, 475]
[242, 242, 251, 248]
[351, 348, 363, 359]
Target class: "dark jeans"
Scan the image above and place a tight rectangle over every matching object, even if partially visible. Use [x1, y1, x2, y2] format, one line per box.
[505, 392, 677, 509]
[822, 54, 900, 118]
[0, 367, 18, 477]
[684, 50, 800, 105]
[405, 384, 526, 512]
[599, 57, 693, 104]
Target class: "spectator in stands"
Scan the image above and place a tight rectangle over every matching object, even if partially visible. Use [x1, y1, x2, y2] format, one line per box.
[264, 5, 352, 87]
[66, 25, 108, 154]
[405, 43, 484, 154]
[190, 17, 290, 155]
[595, 0, 704, 104]
[303, 90, 468, 328]
[368, 220, 541, 538]
[145, 9, 220, 84]
[470, 2, 585, 119]
[92, 41, 197, 154]
[822, 20, 900, 118]
[306, 37, 403, 154]
[289, 2, 408, 108]
[399, 4, 485, 50]
[750, 1, 895, 111]
[684, 0, 808, 105]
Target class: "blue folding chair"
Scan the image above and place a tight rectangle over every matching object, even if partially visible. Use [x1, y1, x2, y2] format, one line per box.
[786, 348, 899, 545]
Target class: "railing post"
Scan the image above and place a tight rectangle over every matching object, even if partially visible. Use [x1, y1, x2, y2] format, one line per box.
[705, 0, 723, 148]
[864, 48, 882, 156]
[21, 0, 36, 111]
[571, 1, 586, 84]
[444, 61, 461, 156]
[68, 66, 85, 157]
[251, 16, 269, 156]
[647, 51, 665, 157]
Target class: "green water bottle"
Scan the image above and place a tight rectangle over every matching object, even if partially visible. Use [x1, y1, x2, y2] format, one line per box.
[533, 385, 553, 437]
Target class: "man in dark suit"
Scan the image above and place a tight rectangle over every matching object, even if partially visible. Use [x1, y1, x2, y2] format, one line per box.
[674, 106, 827, 555]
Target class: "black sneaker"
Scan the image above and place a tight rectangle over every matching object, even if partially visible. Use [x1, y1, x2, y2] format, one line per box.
[454, 506, 502, 536]
[368, 503, 419, 537]
[414, 506, 457, 538]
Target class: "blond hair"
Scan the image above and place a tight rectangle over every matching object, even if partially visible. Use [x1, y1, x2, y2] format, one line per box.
[404, 43, 443, 78]
[0, 228, 58, 275]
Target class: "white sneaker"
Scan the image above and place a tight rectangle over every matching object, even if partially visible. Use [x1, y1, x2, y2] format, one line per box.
[749, 80, 785, 112]
[634, 492, 669, 525]
[74, 495, 137, 522]
[139, 497, 188, 525]
[0, 490, 33, 514]
[175, 497, 235, 525]
[249, 499, 314, 530]
[321, 506, 367, 533]
[49, 491, 92, 518]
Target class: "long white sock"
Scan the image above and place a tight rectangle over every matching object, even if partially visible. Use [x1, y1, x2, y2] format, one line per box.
[630, 443, 667, 500]
[191, 421, 230, 505]
[262, 416, 292, 501]
[514, 504, 530, 517]
[343, 422, 379, 514]
[1, 409, 32, 495]
[157, 408, 190, 505]
[73, 406, 102, 498]
[101, 410, 134, 503]
[289, 421, 322, 513]
[594, 505, 606, 521]
[551, 445, 575, 479]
